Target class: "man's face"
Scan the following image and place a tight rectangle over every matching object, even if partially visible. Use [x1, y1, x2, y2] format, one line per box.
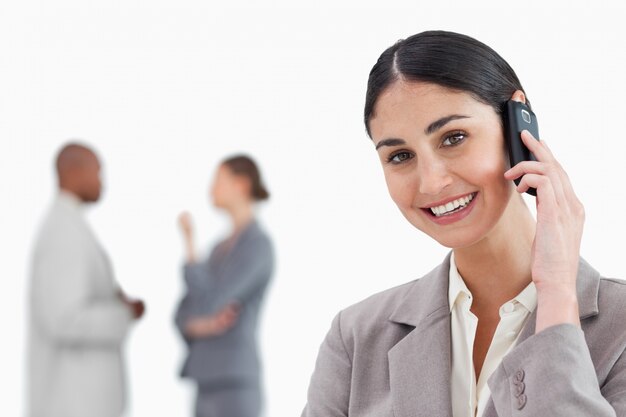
[78, 153, 102, 203]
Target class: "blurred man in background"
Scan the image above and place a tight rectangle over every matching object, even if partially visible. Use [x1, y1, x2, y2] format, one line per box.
[27, 143, 145, 417]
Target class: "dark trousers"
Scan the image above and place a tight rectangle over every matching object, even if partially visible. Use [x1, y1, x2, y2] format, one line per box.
[195, 380, 262, 417]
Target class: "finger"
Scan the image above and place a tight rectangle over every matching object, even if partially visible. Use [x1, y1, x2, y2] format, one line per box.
[220, 308, 237, 320]
[521, 132, 582, 207]
[505, 160, 567, 204]
[185, 321, 200, 336]
[179, 212, 193, 228]
[537, 139, 581, 206]
[218, 311, 231, 321]
[216, 316, 236, 332]
[218, 305, 236, 317]
[515, 173, 560, 213]
[520, 130, 553, 163]
[224, 310, 239, 321]
[215, 317, 228, 330]
[504, 160, 544, 181]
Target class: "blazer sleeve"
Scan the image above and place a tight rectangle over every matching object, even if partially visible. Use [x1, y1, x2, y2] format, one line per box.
[32, 227, 132, 347]
[173, 293, 192, 343]
[174, 249, 218, 339]
[174, 259, 219, 341]
[488, 324, 626, 416]
[302, 312, 352, 417]
[183, 235, 274, 316]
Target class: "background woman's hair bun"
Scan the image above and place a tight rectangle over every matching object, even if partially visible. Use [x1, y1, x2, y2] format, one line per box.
[222, 154, 270, 201]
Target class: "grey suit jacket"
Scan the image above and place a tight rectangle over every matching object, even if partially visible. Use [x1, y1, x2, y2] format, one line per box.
[175, 220, 274, 384]
[302, 253, 626, 417]
[29, 193, 133, 417]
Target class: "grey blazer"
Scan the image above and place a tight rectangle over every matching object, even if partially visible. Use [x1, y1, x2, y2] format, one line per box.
[302, 253, 626, 417]
[29, 193, 133, 417]
[175, 220, 274, 384]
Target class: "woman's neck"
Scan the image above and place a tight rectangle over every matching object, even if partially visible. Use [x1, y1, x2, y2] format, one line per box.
[228, 202, 255, 234]
[453, 193, 536, 312]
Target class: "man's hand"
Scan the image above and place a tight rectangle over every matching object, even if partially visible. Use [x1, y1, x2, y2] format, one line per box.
[127, 299, 145, 320]
[118, 290, 146, 320]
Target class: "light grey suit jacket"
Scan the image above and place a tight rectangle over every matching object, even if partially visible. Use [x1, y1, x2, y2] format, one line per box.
[302, 253, 626, 417]
[175, 220, 274, 384]
[29, 192, 133, 417]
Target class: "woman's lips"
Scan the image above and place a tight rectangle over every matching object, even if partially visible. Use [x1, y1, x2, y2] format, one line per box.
[421, 192, 479, 225]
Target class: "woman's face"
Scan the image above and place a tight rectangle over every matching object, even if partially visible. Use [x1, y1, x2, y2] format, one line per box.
[368, 81, 516, 249]
[210, 164, 247, 209]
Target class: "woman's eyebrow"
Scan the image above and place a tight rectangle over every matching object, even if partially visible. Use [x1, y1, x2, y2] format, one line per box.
[375, 138, 406, 150]
[425, 114, 470, 135]
[375, 114, 470, 150]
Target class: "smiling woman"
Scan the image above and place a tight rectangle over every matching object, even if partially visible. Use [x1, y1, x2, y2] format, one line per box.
[371, 82, 517, 242]
[301, 31, 626, 417]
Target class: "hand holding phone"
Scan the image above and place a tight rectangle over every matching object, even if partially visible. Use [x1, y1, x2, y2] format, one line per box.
[504, 100, 540, 196]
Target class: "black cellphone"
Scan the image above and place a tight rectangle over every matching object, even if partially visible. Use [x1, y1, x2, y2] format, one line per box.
[503, 99, 540, 196]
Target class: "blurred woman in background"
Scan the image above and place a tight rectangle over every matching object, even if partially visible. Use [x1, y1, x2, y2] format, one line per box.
[175, 154, 274, 417]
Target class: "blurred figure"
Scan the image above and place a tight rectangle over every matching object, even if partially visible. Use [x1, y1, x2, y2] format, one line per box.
[27, 143, 145, 417]
[175, 155, 274, 417]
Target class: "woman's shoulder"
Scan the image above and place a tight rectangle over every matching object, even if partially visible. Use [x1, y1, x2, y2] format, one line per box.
[228, 220, 273, 254]
[340, 279, 418, 324]
[583, 255, 626, 317]
[582, 274, 626, 380]
[244, 220, 273, 244]
[336, 260, 448, 336]
[599, 275, 626, 289]
[597, 275, 626, 316]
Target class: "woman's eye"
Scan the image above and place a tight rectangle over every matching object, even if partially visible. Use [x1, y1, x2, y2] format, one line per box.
[442, 132, 467, 147]
[388, 151, 413, 164]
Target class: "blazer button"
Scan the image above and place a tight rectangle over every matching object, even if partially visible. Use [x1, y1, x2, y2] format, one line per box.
[514, 381, 525, 397]
[514, 369, 525, 383]
[516, 393, 527, 410]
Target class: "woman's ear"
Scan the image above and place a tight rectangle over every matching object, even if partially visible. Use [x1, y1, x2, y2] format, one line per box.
[234, 175, 253, 201]
[511, 90, 526, 104]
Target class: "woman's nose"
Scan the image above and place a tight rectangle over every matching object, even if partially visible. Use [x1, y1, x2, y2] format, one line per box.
[416, 158, 453, 196]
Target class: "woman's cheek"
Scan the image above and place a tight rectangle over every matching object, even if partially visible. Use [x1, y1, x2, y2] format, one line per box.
[470, 146, 508, 187]
[385, 170, 417, 212]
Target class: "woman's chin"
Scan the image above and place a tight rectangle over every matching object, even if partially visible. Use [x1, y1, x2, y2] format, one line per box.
[417, 225, 487, 250]
[434, 236, 477, 250]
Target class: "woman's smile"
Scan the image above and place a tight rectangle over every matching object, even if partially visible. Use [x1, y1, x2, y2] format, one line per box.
[420, 191, 479, 225]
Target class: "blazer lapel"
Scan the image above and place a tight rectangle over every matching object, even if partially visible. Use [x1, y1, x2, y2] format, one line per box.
[215, 221, 259, 278]
[482, 256, 601, 417]
[388, 253, 454, 417]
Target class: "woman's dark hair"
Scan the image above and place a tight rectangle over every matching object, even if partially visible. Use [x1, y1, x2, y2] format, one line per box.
[364, 30, 529, 137]
[222, 154, 270, 201]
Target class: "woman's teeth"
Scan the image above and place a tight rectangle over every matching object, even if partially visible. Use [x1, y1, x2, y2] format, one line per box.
[429, 193, 475, 217]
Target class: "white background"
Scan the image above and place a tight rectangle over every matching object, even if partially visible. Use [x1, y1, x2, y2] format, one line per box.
[2, 1, 626, 416]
